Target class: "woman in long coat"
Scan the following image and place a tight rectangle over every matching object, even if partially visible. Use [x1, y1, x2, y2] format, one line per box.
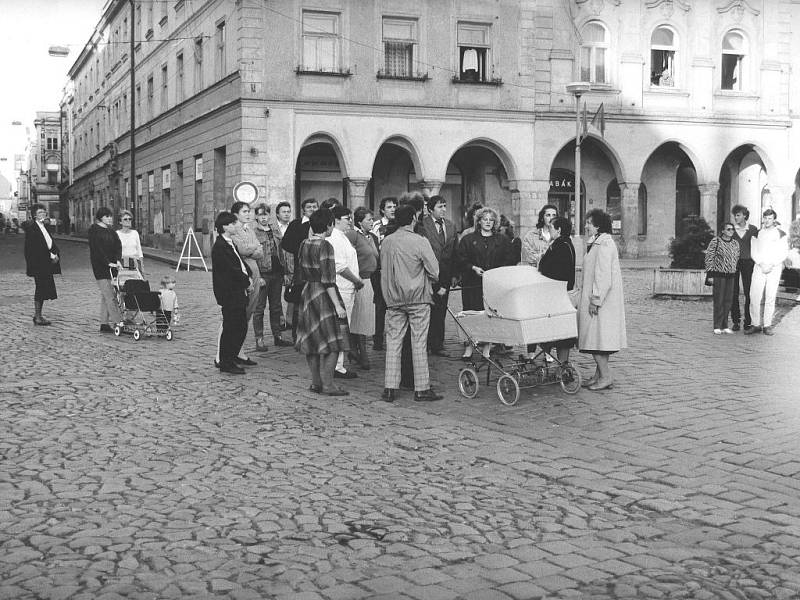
[22, 203, 61, 326]
[577, 209, 627, 390]
[456, 206, 513, 359]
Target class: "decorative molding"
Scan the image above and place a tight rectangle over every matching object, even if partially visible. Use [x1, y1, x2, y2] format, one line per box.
[645, 0, 692, 17]
[717, 0, 760, 20]
[575, 0, 620, 14]
[549, 49, 574, 61]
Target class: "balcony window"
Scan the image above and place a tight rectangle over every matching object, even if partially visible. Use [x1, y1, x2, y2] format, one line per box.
[650, 26, 676, 87]
[457, 22, 490, 82]
[302, 11, 340, 73]
[579, 22, 608, 84]
[382, 17, 417, 78]
[215, 20, 226, 80]
[721, 30, 746, 91]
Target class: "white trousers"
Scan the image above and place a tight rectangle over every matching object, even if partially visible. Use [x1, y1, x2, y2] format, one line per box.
[336, 287, 355, 372]
[749, 266, 782, 327]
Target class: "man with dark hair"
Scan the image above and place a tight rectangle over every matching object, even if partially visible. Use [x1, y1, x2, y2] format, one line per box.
[421, 195, 456, 356]
[372, 197, 397, 242]
[730, 204, 759, 331]
[253, 204, 292, 350]
[281, 198, 318, 340]
[746, 208, 789, 335]
[380, 204, 442, 403]
[212, 211, 253, 374]
[321, 197, 341, 210]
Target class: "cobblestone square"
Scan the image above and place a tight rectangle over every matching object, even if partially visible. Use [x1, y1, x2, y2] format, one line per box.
[2, 235, 800, 599]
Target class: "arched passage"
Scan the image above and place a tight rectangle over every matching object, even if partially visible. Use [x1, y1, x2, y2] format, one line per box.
[368, 140, 419, 212]
[295, 135, 346, 211]
[717, 145, 769, 231]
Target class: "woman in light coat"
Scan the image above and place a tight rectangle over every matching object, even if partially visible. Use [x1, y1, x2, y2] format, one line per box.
[577, 209, 627, 390]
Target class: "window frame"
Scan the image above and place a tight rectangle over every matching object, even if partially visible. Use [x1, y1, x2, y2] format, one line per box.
[579, 21, 609, 85]
[215, 20, 226, 80]
[721, 29, 747, 91]
[381, 16, 418, 79]
[650, 25, 677, 88]
[456, 21, 492, 83]
[301, 10, 342, 73]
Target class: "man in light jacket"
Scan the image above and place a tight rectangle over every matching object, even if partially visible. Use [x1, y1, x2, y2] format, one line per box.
[380, 204, 442, 403]
[746, 209, 789, 336]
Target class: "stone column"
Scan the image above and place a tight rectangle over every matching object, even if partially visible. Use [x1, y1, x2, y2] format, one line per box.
[619, 182, 640, 258]
[699, 183, 719, 230]
[418, 179, 444, 198]
[345, 177, 370, 208]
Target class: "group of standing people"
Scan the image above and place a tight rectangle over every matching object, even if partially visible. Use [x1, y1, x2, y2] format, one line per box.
[706, 205, 790, 335]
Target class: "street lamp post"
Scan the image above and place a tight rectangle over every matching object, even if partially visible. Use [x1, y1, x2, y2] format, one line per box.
[128, 0, 136, 228]
[566, 82, 591, 235]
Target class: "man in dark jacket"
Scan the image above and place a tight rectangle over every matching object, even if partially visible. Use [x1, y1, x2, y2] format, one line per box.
[730, 204, 759, 331]
[421, 195, 456, 356]
[87, 206, 123, 332]
[212, 211, 254, 374]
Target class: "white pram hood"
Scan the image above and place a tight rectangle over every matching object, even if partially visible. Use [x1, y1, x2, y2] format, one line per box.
[482, 265, 574, 321]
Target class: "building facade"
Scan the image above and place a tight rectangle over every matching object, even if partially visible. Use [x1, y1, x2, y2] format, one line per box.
[29, 112, 63, 222]
[64, 0, 800, 257]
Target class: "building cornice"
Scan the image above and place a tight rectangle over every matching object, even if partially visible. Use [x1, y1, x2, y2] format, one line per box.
[534, 110, 791, 129]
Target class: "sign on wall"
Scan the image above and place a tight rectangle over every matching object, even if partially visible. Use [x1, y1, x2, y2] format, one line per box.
[195, 157, 203, 181]
[162, 167, 171, 189]
[232, 181, 259, 205]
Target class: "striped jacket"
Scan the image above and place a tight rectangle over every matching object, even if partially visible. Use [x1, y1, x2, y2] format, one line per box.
[705, 236, 740, 276]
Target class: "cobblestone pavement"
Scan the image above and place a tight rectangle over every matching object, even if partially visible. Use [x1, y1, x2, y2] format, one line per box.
[2, 234, 800, 600]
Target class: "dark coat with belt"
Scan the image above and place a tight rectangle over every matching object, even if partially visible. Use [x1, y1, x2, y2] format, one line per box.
[421, 215, 457, 284]
[23, 220, 61, 277]
[538, 236, 576, 291]
[212, 235, 252, 307]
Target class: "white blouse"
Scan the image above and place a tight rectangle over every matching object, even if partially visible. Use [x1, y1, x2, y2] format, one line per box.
[117, 229, 143, 259]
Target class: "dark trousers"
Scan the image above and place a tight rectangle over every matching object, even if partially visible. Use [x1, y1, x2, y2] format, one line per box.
[220, 294, 248, 365]
[713, 276, 735, 330]
[427, 289, 449, 351]
[731, 258, 754, 327]
[253, 273, 283, 339]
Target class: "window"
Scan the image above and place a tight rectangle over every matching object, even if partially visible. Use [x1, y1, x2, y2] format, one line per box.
[161, 65, 168, 111]
[579, 22, 608, 84]
[215, 21, 226, 80]
[302, 11, 340, 72]
[194, 37, 204, 91]
[721, 30, 746, 91]
[135, 4, 141, 45]
[176, 52, 184, 102]
[382, 17, 417, 78]
[650, 26, 676, 87]
[135, 83, 141, 123]
[457, 22, 491, 82]
[146, 75, 154, 118]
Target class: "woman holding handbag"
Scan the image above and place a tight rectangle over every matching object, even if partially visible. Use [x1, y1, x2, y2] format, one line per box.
[705, 222, 740, 334]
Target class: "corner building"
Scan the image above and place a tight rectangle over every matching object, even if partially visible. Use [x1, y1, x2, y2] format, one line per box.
[65, 0, 800, 257]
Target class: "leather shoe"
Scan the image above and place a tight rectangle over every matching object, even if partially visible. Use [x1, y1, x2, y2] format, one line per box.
[380, 388, 396, 403]
[430, 348, 449, 357]
[219, 362, 246, 375]
[254, 339, 269, 352]
[274, 336, 293, 347]
[234, 357, 257, 366]
[414, 389, 443, 402]
[100, 324, 113, 333]
[743, 326, 762, 335]
[33, 316, 52, 326]
[334, 369, 357, 379]
[763, 326, 774, 336]
[732, 323, 741, 331]
[321, 387, 349, 396]
[588, 380, 613, 391]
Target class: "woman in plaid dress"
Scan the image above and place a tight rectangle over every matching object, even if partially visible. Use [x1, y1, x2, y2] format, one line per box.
[295, 208, 351, 396]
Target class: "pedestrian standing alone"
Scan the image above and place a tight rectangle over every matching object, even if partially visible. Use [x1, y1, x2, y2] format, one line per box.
[22, 203, 61, 326]
[88, 206, 124, 333]
[577, 209, 627, 390]
[345, 206, 380, 369]
[116, 210, 144, 273]
[746, 209, 789, 336]
[295, 208, 351, 396]
[705, 223, 740, 334]
[729, 204, 758, 331]
[212, 211, 254, 375]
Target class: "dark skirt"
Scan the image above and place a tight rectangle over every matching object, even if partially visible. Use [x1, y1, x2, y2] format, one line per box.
[34, 274, 57, 302]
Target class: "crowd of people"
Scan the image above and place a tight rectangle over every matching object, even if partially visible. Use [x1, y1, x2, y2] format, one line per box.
[23, 192, 792, 398]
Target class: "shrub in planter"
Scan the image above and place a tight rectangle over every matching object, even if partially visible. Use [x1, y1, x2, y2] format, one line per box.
[668, 216, 714, 269]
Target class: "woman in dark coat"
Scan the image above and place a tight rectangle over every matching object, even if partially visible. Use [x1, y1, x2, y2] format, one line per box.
[537, 216, 577, 365]
[456, 206, 513, 359]
[22, 203, 61, 325]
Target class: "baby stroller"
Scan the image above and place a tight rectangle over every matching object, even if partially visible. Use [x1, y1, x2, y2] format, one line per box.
[111, 268, 174, 341]
[449, 266, 582, 406]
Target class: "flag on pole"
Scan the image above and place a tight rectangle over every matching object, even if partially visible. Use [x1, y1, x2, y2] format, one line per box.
[581, 102, 588, 141]
[591, 102, 605, 137]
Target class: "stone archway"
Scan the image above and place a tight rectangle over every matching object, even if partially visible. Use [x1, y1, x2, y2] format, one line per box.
[295, 140, 345, 211]
[717, 145, 769, 231]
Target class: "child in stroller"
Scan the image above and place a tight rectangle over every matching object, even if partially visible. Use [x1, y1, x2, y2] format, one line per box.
[111, 269, 174, 341]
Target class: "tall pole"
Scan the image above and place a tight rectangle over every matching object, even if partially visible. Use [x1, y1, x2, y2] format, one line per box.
[129, 0, 136, 227]
[573, 92, 582, 236]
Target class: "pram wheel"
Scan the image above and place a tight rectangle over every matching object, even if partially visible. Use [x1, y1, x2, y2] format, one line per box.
[113, 325, 121, 336]
[497, 374, 520, 406]
[559, 363, 582, 395]
[133, 328, 142, 341]
[165, 329, 173, 341]
[458, 367, 479, 398]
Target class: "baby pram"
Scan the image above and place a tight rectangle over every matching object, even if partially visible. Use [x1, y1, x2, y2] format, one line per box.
[111, 268, 173, 341]
[449, 265, 582, 405]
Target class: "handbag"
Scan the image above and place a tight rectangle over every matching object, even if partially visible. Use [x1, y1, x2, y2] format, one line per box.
[284, 281, 305, 303]
[704, 274, 714, 286]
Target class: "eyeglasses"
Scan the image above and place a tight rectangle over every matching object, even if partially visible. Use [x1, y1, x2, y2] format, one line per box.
[121, 218, 132, 221]
[724, 227, 734, 231]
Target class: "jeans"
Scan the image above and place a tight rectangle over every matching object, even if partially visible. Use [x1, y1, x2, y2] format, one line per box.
[730, 258, 754, 327]
[252, 273, 283, 339]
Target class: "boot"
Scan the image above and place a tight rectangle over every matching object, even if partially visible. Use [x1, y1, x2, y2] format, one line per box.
[357, 335, 371, 370]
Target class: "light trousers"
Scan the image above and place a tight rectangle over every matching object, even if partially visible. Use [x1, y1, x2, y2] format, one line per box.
[96, 279, 122, 325]
[749, 266, 782, 328]
[336, 287, 355, 372]
[384, 303, 431, 391]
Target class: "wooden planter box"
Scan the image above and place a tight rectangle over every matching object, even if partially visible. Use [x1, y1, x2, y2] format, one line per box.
[652, 268, 712, 297]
